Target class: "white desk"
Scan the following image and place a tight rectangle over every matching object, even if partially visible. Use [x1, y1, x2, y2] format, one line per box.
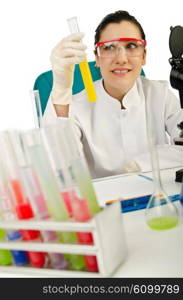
[0, 167, 182, 278]
[93, 167, 182, 205]
[93, 167, 183, 278]
[114, 202, 183, 277]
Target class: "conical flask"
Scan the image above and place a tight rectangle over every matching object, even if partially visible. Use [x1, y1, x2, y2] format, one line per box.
[145, 89, 179, 230]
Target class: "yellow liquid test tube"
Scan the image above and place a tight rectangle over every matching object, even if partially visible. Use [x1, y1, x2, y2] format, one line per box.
[79, 59, 97, 102]
[67, 17, 97, 102]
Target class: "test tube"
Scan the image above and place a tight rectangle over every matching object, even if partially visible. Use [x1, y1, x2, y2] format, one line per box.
[58, 118, 101, 215]
[30, 90, 43, 128]
[0, 165, 29, 266]
[0, 229, 12, 266]
[67, 17, 97, 102]
[0, 132, 46, 268]
[21, 129, 86, 271]
[41, 126, 75, 217]
[7, 131, 67, 270]
[42, 120, 100, 272]
[60, 120, 101, 272]
[41, 123, 98, 272]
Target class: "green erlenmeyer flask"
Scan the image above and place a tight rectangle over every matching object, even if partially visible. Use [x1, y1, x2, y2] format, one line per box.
[145, 89, 179, 230]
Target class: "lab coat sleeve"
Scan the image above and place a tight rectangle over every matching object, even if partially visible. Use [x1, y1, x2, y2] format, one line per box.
[164, 86, 183, 141]
[70, 117, 84, 155]
[42, 94, 58, 125]
[42, 95, 84, 153]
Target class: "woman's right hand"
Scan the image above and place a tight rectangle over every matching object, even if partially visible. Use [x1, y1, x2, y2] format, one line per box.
[50, 32, 86, 105]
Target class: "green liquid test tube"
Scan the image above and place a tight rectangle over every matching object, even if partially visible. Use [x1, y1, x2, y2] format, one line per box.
[57, 118, 101, 216]
[71, 158, 101, 216]
[21, 130, 85, 271]
[41, 124, 99, 272]
[0, 229, 12, 265]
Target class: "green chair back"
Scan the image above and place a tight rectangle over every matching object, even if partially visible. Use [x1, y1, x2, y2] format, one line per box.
[33, 61, 145, 114]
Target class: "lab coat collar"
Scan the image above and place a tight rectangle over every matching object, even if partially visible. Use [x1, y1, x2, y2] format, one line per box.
[99, 79, 122, 110]
[99, 78, 143, 110]
[122, 79, 143, 110]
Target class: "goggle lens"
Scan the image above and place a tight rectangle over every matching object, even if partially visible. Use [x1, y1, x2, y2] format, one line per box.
[96, 39, 145, 58]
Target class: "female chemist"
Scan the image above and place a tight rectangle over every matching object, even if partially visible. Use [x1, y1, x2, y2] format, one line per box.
[43, 10, 183, 178]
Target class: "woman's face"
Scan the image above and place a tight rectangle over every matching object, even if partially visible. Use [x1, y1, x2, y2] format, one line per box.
[95, 21, 146, 100]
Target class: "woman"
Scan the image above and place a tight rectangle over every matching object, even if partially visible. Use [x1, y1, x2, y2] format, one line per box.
[43, 10, 183, 178]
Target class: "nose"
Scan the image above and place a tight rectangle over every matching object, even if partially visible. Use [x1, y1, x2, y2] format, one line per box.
[115, 47, 128, 64]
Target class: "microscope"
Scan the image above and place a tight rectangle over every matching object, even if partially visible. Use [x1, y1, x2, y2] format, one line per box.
[169, 25, 183, 182]
[169, 25, 183, 145]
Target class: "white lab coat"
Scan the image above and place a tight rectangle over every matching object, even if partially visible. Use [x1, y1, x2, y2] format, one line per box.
[43, 76, 183, 178]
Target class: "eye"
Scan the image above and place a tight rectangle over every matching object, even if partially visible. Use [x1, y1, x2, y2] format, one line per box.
[102, 43, 116, 51]
[126, 42, 138, 49]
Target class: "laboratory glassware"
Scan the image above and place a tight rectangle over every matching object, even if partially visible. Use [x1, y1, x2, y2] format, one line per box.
[57, 118, 101, 216]
[41, 123, 99, 272]
[57, 118, 101, 270]
[7, 130, 67, 269]
[0, 165, 29, 266]
[144, 91, 179, 230]
[30, 90, 43, 128]
[21, 129, 86, 271]
[67, 16, 97, 102]
[0, 132, 46, 267]
[0, 229, 12, 266]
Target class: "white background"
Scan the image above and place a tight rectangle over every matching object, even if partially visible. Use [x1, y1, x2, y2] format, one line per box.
[0, 0, 182, 130]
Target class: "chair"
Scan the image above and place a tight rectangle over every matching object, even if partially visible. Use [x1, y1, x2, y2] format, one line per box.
[33, 61, 145, 114]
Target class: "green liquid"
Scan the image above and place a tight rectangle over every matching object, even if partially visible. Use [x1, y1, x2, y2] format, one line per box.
[72, 160, 101, 215]
[147, 217, 179, 230]
[29, 146, 69, 221]
[0, 229, 12, 265]
[0, 229, 6, 240]
[59, 231, 85, 271]
[0, 250, 12, 265]
[28, 146, 85, 271]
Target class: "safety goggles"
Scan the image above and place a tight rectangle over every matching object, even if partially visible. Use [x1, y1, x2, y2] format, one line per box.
[95, 38, 146, 58]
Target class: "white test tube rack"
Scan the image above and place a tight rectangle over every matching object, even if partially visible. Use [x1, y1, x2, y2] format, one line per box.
[0, 201, 127, 277]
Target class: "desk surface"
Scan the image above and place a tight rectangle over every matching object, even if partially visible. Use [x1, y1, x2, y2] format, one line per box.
[114, 202, 183, 278]
[0, 167, 182, 278]
[97, 167, 183, 277]
[93, 167, 182, 206]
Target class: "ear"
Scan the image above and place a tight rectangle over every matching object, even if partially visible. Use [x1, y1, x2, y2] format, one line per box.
[142, 49, 147, 65]
[94, 51, 100, 67]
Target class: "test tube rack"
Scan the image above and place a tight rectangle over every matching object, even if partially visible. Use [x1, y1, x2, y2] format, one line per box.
[0, 201, 127, 277]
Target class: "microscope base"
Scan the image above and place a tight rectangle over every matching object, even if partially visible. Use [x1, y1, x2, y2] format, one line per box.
[174, 137, 183, 146]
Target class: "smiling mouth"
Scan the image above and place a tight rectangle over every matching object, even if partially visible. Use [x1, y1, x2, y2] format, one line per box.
[111, 69, 131, 75]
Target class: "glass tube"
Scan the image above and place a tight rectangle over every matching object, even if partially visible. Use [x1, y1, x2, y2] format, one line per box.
[67, 16, 97, 102]
[41, 123, 99, 272]
[144, 90, 179, 230]
[0, 165, 29, 266]
[0, 229, 13, 266]
[58, 118, 101, 216]
[21, 129, 86, 271]
[0, 132, 46, 267]
[7, 130, 67, 269]
[30, 90, 43, 128]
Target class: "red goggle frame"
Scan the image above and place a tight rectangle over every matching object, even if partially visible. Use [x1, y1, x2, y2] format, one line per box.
[95, 38, 147, 48]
